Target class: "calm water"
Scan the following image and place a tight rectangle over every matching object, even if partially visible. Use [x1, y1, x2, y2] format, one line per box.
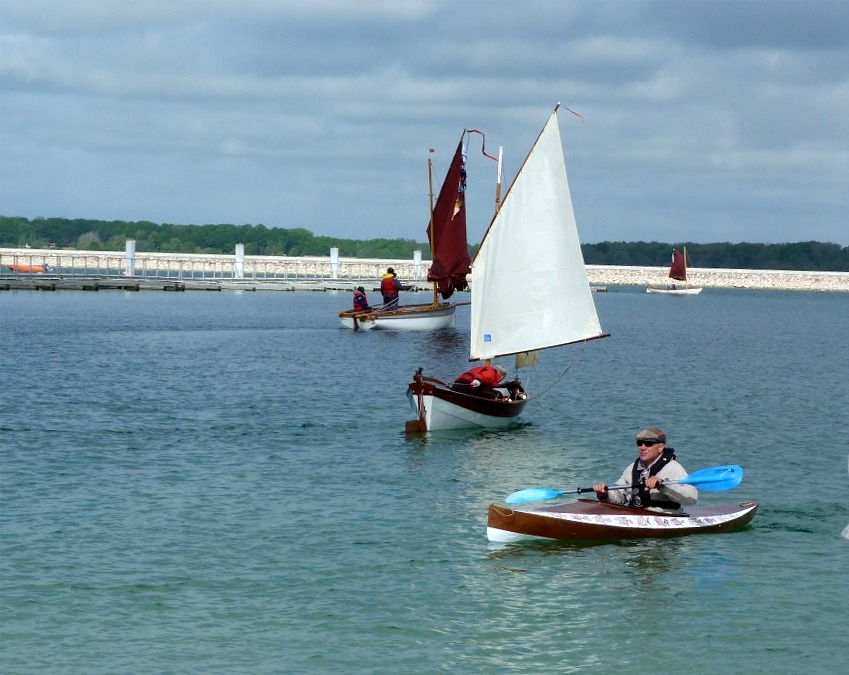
[1, 287, 847, 674]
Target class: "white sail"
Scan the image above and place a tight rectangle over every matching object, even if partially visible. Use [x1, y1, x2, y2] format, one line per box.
[469, 108, 605, 361]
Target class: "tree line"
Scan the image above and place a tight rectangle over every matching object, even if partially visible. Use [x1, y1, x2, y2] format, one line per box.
[1, 216, 847, 271]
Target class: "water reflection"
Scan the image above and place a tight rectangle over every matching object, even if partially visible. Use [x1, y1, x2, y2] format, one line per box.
[619, 539, 688, 581]
[486, 536, 690, 578]
[422, 329, 467, 358]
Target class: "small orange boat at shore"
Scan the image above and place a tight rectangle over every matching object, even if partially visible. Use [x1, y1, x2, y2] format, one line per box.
[5, 264, 53, 273]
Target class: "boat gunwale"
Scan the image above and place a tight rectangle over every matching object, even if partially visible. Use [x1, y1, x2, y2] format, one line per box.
[337, 302, 455, 320]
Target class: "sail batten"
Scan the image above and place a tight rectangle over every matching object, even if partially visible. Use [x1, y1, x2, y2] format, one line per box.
[469, 109, 605, 362]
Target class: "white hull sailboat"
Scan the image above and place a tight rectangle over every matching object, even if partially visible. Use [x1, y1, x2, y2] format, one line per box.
[338, 302, 456, 331]
[645, 286, 702, 296]
[338, 134, 472, 331]
[646, 247, 703, 295]
[406, 104, 608, 433]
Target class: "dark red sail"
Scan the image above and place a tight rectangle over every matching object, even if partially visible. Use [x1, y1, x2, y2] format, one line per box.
[427, 138, 471, 300]
[669, 248, 687, 282]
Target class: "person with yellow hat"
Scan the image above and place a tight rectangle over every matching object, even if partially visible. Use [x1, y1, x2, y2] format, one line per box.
[380, 267, 402, 309]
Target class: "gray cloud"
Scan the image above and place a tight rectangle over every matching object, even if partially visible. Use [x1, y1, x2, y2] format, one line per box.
[1, 0, 847, 245]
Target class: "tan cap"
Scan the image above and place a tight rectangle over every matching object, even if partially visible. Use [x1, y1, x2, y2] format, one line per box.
[636, 427, 666, 443]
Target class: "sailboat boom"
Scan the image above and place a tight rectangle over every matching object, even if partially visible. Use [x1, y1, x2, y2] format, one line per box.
[470, 331, 610, 363]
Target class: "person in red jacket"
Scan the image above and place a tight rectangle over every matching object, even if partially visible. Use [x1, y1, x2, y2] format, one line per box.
[380, 267, 402, 308]
[452, 365, 508, 399]
[353, 286, 372, 312]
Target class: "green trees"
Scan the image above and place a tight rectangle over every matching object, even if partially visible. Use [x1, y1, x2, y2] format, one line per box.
[579, 241, 849, 271]
[1, 217, 847, 271]
[0, 217, 434, 260]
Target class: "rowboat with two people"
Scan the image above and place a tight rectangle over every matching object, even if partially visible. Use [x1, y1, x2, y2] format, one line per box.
[338, 131, 477, 331]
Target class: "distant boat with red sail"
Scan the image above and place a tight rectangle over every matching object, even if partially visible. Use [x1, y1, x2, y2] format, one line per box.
[646, 246, 703, 295]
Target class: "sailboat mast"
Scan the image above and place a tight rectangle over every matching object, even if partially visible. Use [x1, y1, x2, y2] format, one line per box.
[488, 146, 504, 376]
[483, 145, 504, 370]
[427, 155, 438, 306]
[494, 146, 503, 212]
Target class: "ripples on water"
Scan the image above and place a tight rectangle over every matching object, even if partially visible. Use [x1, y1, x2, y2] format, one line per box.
[1, 288, 847, 673]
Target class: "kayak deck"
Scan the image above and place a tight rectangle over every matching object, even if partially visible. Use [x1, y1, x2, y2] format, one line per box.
[487, 498, 759, 543]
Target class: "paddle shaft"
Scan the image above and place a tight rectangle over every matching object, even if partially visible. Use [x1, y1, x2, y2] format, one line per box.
[574, 485, 633, 495]
[576, 480, 687, 494]
[504, 465, 743, 505]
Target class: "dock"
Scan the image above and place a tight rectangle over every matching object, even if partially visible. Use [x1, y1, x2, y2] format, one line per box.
[1, 247, 847, 293]
[0, 274, 411, 293]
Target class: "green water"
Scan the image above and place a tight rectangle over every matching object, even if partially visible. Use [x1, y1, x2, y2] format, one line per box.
[1, 288, 847, 673]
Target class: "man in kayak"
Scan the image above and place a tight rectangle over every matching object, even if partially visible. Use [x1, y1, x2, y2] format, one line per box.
[592, 428, 698, 512]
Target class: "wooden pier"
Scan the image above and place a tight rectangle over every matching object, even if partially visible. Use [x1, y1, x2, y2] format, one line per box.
[0, 274, 415, 293]
[0, 247, 433, 293]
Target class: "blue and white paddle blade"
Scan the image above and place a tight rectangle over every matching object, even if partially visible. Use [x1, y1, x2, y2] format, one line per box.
[504, 487, 564, 504]
[680, 464, 744, 491]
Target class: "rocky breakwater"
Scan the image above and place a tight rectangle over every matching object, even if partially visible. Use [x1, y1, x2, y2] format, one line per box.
[586, 265, 849, 292]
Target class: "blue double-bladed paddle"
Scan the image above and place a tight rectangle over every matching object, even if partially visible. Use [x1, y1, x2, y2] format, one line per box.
[504, 464, 744, 505]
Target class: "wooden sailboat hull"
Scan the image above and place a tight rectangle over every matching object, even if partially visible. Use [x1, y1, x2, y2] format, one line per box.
[646, 287, 703, 295]
[487, 499, 759, 543]
[406, 375, 527, 432]
[338, 303, 456, 331]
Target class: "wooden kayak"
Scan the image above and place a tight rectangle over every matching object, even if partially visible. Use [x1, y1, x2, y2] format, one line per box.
[487, 498, 758, 543]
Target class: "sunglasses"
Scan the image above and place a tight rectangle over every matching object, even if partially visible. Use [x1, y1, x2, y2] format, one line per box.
[636, 439, 662, 447]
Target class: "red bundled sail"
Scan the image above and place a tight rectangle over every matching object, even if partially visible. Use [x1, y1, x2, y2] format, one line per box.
[426, 138, 471, 300]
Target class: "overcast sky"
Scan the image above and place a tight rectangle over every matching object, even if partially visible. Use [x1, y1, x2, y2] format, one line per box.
[1, 0, 847, 246]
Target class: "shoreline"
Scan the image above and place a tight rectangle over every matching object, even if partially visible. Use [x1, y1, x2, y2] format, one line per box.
[585, 265, 849, 292]
[2, 247, 848, 292]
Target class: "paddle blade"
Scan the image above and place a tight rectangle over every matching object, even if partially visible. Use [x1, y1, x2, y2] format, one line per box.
[678, 464, 743, 491]
[505, 487, 564, 504]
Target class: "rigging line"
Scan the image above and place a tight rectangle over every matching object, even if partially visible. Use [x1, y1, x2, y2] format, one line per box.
[563, 106, 584, 123]
[524, 342, 589, 401]
[465, 129, 498, 162]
